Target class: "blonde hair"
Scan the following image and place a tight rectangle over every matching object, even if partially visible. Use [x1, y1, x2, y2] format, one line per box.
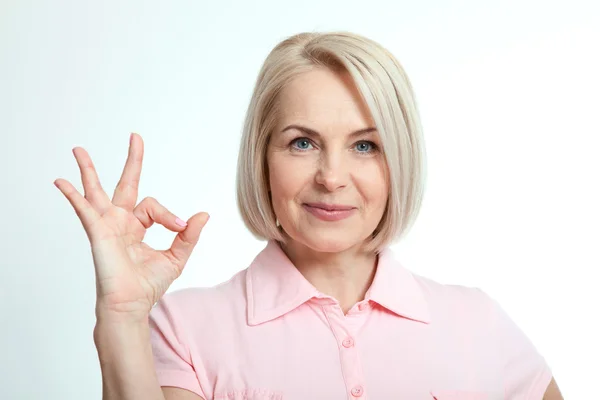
[236, 31, 427, 253]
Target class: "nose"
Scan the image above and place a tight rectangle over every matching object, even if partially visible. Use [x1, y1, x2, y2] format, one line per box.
[315, 151, 349, 191]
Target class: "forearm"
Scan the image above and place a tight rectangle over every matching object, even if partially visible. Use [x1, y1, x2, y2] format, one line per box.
[93, 318, 164, 400]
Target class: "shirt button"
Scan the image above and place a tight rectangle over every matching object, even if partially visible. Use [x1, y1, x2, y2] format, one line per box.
[342, 337, 355, 348]
[351, 385, 364, 397]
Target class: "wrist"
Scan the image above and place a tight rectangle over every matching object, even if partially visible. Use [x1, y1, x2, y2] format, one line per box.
[95, 301, 151, 325]
[94, 315, 149, 341]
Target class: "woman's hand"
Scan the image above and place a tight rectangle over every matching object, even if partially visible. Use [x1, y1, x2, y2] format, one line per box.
[54, 133, 209, 323]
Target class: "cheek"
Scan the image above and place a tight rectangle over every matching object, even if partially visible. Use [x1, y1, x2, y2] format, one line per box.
[268, 154, 314, 203]
[355, 160, 389, 209]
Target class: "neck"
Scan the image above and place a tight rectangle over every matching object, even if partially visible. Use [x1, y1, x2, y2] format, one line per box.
[278, 236, 378, 314]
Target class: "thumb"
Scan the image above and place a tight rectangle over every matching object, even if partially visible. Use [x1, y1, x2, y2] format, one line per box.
[164, 212, 210, 269]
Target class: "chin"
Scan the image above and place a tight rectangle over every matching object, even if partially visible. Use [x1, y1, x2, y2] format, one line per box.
[293, 230, 362, 254]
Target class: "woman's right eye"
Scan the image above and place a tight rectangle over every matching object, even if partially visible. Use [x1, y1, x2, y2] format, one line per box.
[291, 137, 314, 151]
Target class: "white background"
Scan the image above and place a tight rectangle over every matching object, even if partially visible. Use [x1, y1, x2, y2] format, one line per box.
[1, 0, 598, 398]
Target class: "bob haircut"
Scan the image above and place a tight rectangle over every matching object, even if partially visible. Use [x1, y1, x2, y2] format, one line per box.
[236, 31, 427, 253]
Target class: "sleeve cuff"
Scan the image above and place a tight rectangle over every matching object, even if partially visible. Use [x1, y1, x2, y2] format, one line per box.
[156, 369, 207, 399]
[526, 364, 553, 400]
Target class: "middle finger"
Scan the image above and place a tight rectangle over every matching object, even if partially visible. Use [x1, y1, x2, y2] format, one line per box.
[112, 132, 144, 212]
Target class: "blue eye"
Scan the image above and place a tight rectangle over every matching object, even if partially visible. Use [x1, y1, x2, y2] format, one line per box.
[291, 138, 313, 151]
[355, 141, 376, 153]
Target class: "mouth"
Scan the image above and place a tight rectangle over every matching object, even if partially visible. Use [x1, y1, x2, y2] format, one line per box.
[302, 202, 356, 221]
[303, 202, 355, 211]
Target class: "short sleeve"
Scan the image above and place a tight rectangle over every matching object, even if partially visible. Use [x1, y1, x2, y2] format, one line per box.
[148, 293, 207, 399]
[480, 289, 553, 399]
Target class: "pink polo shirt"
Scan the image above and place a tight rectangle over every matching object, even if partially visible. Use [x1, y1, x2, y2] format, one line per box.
[149, 240, 552, 400]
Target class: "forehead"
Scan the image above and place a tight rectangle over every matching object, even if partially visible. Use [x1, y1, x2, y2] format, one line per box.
[277, 68, 375, 129]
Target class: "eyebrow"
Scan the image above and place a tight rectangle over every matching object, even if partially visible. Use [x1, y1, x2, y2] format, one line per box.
[280, 124, 377, 138]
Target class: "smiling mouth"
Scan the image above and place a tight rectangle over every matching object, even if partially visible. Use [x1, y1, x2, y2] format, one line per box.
[303, 202, 355, 211]
[302, 203, 356, 221]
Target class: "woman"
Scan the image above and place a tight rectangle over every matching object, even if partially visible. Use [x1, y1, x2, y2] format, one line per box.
[54, 31, 563, 399]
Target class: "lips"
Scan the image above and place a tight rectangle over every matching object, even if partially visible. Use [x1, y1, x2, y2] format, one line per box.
[302, 202, 356, 221]
[303, 202, 355, 211]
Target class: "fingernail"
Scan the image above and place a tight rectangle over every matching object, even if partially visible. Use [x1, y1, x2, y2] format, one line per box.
[175, 217, 187, 227]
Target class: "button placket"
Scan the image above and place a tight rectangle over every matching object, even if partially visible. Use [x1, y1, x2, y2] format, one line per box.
[322, 305, 367, 400]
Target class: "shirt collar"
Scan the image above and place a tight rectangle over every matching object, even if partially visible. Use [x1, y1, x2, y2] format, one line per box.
[246, 240, 431, 326]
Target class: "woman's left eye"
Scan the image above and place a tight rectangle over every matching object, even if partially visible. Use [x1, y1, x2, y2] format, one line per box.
[355, 141, 377, 153]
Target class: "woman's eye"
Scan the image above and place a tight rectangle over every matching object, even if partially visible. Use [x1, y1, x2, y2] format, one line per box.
[355, 141, 376, 153]
[291, 138, 313, 150]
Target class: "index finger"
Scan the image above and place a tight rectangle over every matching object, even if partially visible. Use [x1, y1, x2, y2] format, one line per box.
[112, 132, 144, 212]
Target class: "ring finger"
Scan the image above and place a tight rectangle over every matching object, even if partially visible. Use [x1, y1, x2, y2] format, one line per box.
[73, 147, 112, 215]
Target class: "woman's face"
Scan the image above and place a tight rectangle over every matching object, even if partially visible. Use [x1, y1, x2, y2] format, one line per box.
[267, 67, 389, 253]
